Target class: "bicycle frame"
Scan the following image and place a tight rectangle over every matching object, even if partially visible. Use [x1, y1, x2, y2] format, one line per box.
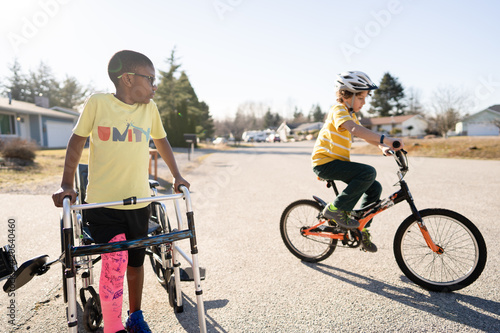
[61, 186, 207, 333]
[305, 151, 444, 254]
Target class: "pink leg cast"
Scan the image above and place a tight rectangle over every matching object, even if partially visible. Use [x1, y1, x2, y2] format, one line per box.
[100, 233, 128, 333]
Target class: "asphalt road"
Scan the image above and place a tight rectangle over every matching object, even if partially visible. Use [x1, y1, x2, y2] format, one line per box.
[1, 141, 499, 332]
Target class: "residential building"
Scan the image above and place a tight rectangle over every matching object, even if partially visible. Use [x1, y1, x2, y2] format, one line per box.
[359, 114, 428, 137]
[455, 105, 500, 136]
[0, 97, 79, 148]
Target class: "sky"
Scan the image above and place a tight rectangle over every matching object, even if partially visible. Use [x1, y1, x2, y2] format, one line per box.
[0, 0, 499, 120]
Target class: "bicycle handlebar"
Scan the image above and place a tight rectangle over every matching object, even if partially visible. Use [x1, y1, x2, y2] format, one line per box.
[395, 149, 408, 172]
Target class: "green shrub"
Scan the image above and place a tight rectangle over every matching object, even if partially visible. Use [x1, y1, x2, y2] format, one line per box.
[390, 128, 402, 136]
[1, 138, 38, 164]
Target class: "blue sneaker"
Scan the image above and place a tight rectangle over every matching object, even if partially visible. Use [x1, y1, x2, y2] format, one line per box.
[125, 310, 152, 333]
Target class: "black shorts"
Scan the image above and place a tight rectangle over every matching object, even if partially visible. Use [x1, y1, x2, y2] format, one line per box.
[86, 205, 151, 267]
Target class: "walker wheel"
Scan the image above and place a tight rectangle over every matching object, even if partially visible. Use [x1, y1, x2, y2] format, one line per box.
[168, 275, 183, 313]
[83, 295, 102, 332]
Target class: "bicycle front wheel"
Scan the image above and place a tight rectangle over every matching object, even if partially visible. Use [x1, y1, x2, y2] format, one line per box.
[280, 200, 337, 263]
[394, 209, 487, 292]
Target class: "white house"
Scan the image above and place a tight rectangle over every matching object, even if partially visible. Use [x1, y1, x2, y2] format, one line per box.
[276, 121, 324, 142]
[276, 122, 291, 142]
[455, 105, 500, 136]
[359, 114, 428, 137]
[0, 97, 79, 148]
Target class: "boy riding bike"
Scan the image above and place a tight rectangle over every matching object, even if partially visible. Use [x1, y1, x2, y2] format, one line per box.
[311, 71, 403, 252]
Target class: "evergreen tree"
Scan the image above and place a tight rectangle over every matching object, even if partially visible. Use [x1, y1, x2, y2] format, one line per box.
[3, 59, 90, 109]
[368, 72, 406, 117]
[293, 106, 307, 123]
[311, 104, 325, 122]
[263, 108, 282, 128]
[25, 62, 60, 107]
[55, 75, 89, 109]
[2, 59, 28, 101]
[197, 101, 214, 140]
[405, 87, 424, 115]
[263, 109, 274, 128]
[155, 49, 214, 147]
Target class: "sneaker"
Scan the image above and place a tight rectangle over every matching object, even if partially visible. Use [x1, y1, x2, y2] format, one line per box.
[322, 204, 360, 229]
[125, 310, 152, 333]
[361, 228, 377, 253]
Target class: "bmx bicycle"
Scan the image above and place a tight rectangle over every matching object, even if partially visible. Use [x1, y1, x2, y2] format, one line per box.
[280, 149, 487, 292]
[1, 164, 207, 332]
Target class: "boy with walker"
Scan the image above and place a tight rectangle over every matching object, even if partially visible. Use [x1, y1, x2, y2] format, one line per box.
[312, 71, 403, 252]
[53, 50, 190, 333]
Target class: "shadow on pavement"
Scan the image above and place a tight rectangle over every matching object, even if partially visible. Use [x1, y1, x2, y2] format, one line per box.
[303, 262, 500, 332]
[174, 294, 229, 333]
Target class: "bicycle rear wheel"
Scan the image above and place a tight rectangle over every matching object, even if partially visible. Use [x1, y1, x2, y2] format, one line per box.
[280, 200, 337, 263]
[394, 208, 487, 292]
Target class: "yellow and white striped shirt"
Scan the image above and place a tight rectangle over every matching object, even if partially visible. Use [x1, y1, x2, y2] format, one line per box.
[311, 104, 360, 166]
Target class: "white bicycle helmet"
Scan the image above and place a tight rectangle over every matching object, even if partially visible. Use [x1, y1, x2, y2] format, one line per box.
[335, 71, 378, 92]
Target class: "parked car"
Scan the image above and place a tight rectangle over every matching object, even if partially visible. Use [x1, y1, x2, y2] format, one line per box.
[266, 134, 281, 142]
[213, 137, 227, 145]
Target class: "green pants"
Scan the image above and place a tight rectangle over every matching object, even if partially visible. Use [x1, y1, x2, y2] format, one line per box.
[313, 159, 382, 228]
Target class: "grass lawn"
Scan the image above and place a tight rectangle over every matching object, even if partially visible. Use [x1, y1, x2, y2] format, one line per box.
[0, 149, 89, 191]
[352, 136, 500, 160]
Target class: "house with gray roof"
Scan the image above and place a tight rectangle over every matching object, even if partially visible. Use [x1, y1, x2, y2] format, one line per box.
[0, 97, 79, 148]
[455, 105, 500, 136]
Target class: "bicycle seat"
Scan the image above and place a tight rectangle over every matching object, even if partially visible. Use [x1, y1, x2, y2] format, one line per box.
[317, 177, 335, 184]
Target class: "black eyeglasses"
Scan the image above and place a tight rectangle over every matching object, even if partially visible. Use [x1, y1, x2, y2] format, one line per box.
[117, 72, 156, 86]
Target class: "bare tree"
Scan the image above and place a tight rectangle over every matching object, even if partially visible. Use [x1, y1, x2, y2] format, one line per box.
[213, 101, 270, 144]
[405, 87, 424, 115]
[429, 86, 472, 137]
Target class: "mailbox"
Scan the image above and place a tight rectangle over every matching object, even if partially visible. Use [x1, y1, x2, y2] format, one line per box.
[183, 134, 197, 143]
[183, 134, 196, 161]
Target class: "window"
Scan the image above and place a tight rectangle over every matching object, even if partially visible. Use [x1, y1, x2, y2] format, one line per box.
[0, 114, 16, 135]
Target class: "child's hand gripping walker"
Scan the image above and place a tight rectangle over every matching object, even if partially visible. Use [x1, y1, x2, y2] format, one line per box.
[2, 164, 208, 333]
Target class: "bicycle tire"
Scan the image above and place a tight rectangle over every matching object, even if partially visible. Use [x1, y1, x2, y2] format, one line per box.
[394, 208, 487, 292]
[280, 199, 337, 263]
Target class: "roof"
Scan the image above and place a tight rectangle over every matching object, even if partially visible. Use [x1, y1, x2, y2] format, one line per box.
[461, 105, 500, 122]
[0, 97, 78, 120]
[359, 115, 418, 126]
[488, 104, 500, 113]
[50, 106, 80, 117]
[294, 122, 323, 132]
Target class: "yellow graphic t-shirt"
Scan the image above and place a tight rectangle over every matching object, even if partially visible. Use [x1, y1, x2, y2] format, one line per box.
[311, 104, 360, 166]
[73, 93, 167, 209]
